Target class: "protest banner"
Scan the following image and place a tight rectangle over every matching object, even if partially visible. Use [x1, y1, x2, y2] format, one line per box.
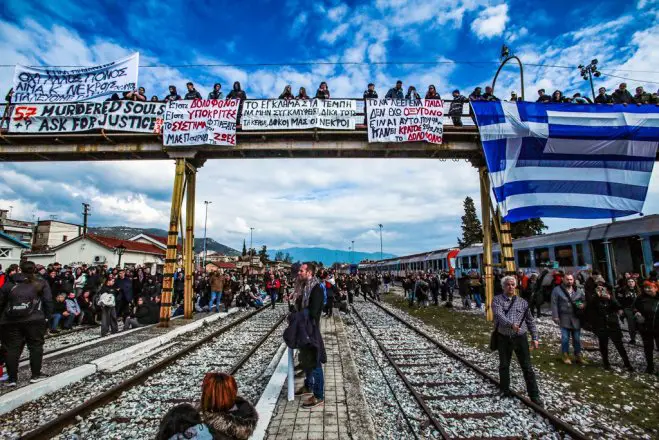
[241, 99, 357, 130]
[12, 53, 139, 103]
[366, 99, 444, 144]
[163, 99, 240, 146]
[8, 101, 165, 134]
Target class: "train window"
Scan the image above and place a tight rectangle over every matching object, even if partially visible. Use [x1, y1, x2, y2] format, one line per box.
[576, 244, 586, 266]
[555, 245, 574, 267]
[651, 235, 659, 265]
[462, 256, 470, 269]
[534, 247, 550, 265]
[470, 255, 478, 268]
[517, 250, 531, 267]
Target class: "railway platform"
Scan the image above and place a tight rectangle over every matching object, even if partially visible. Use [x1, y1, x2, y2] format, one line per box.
[264, 314, 375, 440]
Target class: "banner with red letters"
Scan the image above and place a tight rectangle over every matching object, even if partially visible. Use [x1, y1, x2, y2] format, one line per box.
[163, 99, 240, 146]
[366, 99, 444, 144]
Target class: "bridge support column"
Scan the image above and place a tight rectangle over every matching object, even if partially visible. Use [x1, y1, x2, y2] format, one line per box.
[160, 159, 186, 327]
[479, 167, 494, 321]
[183, 162, 197, 319]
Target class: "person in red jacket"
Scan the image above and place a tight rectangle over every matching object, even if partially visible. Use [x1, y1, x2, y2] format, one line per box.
[266, 273, 281, 309]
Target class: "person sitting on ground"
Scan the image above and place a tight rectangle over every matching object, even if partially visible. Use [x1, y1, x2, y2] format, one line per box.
[164, 85, 182, 102]
[184, 82, 203, 100]
[536, 89, 551, 103]
[124, 297, 152, 330]
[64, 292, 82, 329]
[594, 87, 613, 104]
[227, 82, 247, 100]
[77, 290, 95, 325]
[50, 293, 67, 333]
[279, 85, 294, 100]
[156, 403, 213, 440]
[363, 83, 378, 99]
[208, 83, 223, 100]
[315, 81, 330, 99]
[425, 84, 441, 100]
[296, 87, 310, 100]
[405, 85, 421, 100]
[385, 80, 404, 99]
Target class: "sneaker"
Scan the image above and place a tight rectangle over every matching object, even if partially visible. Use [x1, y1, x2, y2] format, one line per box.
[5, 381, 17, 388]
[294, 386, 312, 397]
[30, 374, 50, 384]
[0, 371, 8, 382]
[302, 396, 324, 409]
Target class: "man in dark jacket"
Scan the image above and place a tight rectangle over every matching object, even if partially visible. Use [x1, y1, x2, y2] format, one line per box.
[385, 80, 404, 99]
[633, 86, 653, 105]
[184, 82, 202, 100]
[114, 269, 134, 316]
[164, 85, 181, 102]
[594, 87, 613, 104]
[208, 83, 223, 100]
[227, 82, 247, 100]
[449, 89, 469, 126]
[482, 86, 499, 101]
[634, 281, 658, 374]
[293, 262, 326, 409]
[536, 89, 552, 103]
[363, 83, 378, 99]
[0, 261, 53, 386]
[612, 83, 633, 104]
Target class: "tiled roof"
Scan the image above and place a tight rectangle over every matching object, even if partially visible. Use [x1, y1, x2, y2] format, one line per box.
[87, 234, 165, 256]
[209, 261, 237, 269]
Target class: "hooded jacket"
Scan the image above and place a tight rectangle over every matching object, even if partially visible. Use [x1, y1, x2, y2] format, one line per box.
[208, 84, 224, 100]
[165, 87, 182, 102]
[612, 88, 633, 104]
[227, 82, 247, 100]
[201, 397, 258, 440]
[449, 95, 468, 115]
[385, 87, 404, 100]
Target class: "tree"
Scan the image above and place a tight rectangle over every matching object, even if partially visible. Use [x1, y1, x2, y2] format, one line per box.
[284, 252, 293, 263]
[491, 218, 548, 242]
[457, 196, 483, 248]
[242, 239, 247, 256]
[274, 251, 284, 261]
[258, 245, 268, 263]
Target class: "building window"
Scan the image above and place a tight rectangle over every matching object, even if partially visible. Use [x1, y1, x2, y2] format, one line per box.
[518, 250, 531, 267]
[555, 245, 574, 267]
[0, 248, 11, 258]
[534, 247, 550, 266]
[576, 243, 586, 266]
[62, 235, 68, 242]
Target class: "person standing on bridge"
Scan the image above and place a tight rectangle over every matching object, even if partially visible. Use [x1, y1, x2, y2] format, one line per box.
[536, 89, 552, 103]
[406, 85, 421, 100]
[279, 85, 295, 100]
[425, 85, 441, 100]
[385, 80, 404, 99]
[493, 276, 542, 406]
[363, 83, 378, 99]
[449, 89, 468, 127]
[184, 82, 202, 100]
[315, 82, 330, 99]
[296, 87, 310, 100]
[164, 85, 181, 102]
[208, 83, 223, 100]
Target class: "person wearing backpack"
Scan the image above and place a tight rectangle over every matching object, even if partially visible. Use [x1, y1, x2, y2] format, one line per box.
[98, 277, 119, 336]
[0, 261, 53, 387]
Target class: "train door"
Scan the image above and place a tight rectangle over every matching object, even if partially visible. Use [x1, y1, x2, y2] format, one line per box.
[614, 236, 644, 275]
[590, 240, 613, 278]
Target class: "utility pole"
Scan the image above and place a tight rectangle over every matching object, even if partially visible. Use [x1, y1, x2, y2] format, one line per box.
[202, 201, 211, 269]
[250, 227, 255, 256]
[578, 59, 601, 101]
[378, 224, 383, 260]
[82, 203, 91, 235]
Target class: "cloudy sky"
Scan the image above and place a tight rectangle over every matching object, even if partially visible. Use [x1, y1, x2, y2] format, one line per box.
[1, 0, 658, 256]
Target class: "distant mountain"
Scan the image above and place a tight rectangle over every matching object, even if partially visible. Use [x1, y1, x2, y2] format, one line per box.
[269, 247, 396, 266]
[88, 226, 240, 256]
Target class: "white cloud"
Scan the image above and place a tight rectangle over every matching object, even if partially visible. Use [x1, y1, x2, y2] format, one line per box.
[471, 4, 509, 39]
[327, 4, 349, 22]
[319, 23, 350, 45]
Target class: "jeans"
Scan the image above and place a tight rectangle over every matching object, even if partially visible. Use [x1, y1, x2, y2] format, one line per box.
[209, 291, 222, 312]
[50, 313, 62, 330]
[3, 320, 46, 382]
[124, 317, 144, 330]
[62, 313, 75, 329]
[304, 366, 324, 399]
[560, 327, 582, 355]
[497, 333, 539, 400]
[270, 292, 278, 308]
[473, 292, 482, 308]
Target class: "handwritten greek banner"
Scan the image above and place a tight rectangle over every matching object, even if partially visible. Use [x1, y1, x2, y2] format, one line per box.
[367, 99, 444, 144]
[163, 99, 240, 146]
[241, 99, 357, 130]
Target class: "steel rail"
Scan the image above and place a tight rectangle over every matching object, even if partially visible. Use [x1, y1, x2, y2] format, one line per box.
[351, 305, 450, 439]
[19, 307, 284, 440]
[365, 298, 590, 440]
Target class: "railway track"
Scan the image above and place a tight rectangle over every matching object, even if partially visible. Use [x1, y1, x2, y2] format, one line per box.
[17, 306, 287, 440]
[352, 299, 589, 439]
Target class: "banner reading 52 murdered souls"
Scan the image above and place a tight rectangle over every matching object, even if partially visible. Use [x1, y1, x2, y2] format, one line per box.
[366, 99, 444, 144]
[12, 53, 140, 103]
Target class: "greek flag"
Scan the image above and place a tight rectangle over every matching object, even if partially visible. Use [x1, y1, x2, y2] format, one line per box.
[471, 101, 659, 222]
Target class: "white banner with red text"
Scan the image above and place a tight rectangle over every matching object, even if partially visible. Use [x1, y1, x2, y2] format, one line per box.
[366, 99, 444, 144]
[163, 99, 240, 146]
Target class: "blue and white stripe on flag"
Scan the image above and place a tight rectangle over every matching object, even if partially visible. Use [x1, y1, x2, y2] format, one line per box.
[471, 101, 659, 222]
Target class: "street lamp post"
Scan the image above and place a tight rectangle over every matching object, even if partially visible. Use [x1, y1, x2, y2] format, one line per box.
[578, 59, 601, 101]
[351, 240, 355, 264]
[491, 44, 525, 100]
[116, 243, 126, 268]
[378, 224, 383, 261]
[249, 227, 255, 256]
[203, 201, 212, 270]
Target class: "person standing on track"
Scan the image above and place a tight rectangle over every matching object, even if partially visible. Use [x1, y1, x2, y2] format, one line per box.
[634, 281, 658, 374]
[266, 272, 281, 309]
[208, 270, 223, 313]
[493, 276, 542, 406]
[551, 273, 586, 365]
[0, 261, 53, 387]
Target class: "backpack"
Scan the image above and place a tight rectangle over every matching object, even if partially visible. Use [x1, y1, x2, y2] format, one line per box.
[6, 281, 42, 319]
